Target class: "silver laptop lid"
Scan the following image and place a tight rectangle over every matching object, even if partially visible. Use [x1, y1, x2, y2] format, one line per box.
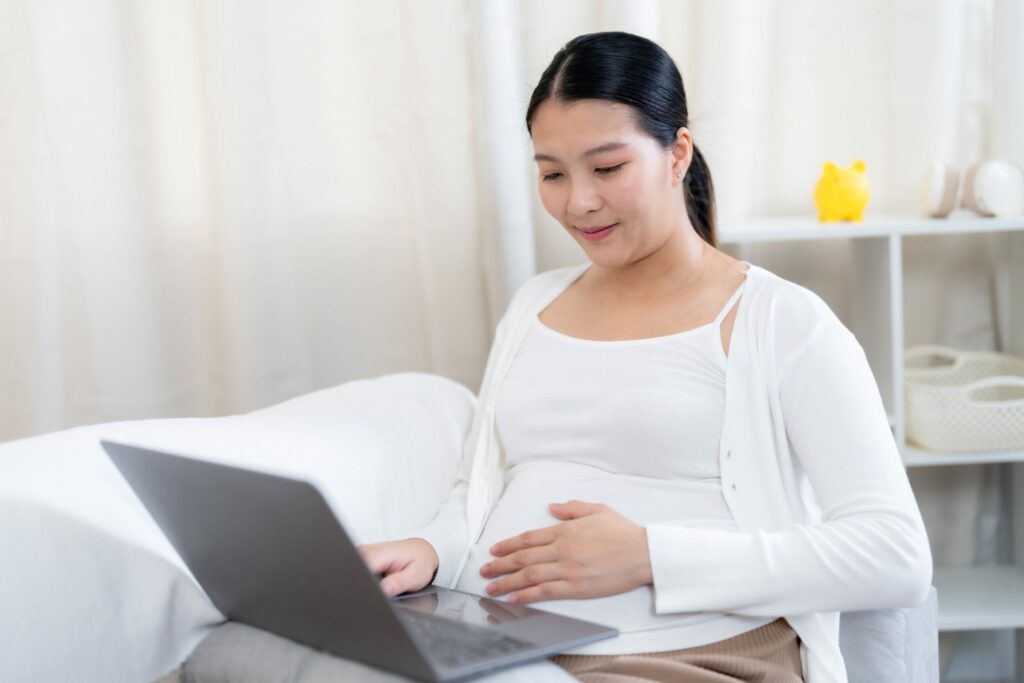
[101, 439, 437, 681]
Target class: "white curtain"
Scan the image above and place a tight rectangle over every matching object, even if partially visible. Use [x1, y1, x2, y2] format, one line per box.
[1, 1, 1019, 676]
[1, 0, 494, 441]
[3, 0, 1009, 436]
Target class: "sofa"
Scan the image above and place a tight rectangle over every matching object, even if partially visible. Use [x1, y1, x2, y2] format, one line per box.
[0, 373, 938, 682]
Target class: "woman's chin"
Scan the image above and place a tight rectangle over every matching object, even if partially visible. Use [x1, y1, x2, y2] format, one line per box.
[582, 248, 630, 269]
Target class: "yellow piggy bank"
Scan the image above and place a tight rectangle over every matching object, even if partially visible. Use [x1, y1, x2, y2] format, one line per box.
[814, 160, 870, 222]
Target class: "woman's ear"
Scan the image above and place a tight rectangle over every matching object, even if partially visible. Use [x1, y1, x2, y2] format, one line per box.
[672, 126, 693, 179]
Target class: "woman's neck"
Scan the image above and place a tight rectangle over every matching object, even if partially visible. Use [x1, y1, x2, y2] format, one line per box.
[593, 225, 717, 302]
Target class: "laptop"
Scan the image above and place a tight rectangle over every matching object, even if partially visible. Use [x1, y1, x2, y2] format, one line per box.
[100, 439, 618, 682]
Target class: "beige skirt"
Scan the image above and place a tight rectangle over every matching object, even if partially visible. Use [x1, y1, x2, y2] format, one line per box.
[548, 617, 804, 683]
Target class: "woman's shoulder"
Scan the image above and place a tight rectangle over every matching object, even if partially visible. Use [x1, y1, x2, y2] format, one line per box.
[532, 262, 589, 288]
[507, 263, 589, 311]
[743, 263, 854, 353]
[746, 263, 838, 322]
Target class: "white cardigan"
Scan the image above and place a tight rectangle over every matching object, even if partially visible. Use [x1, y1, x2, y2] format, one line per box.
[414, 261, 933, 683]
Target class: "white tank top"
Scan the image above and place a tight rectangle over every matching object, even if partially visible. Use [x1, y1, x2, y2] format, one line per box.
[455, 275, 776, 654]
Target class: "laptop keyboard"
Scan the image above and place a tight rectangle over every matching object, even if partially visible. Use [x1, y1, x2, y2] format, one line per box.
[396, 607, 535, 669]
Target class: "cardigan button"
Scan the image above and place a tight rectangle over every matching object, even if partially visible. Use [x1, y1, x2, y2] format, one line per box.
[726, 450, 732, 459]
[731, 483, 737, 491]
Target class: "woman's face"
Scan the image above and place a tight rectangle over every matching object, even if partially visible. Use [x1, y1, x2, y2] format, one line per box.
[530, 98, 691, 269]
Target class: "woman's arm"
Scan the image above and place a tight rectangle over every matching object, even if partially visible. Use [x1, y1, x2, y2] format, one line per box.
[407, 309, 517, 589]
[408, 478, 471, 588]
[645, 310, 933, 616]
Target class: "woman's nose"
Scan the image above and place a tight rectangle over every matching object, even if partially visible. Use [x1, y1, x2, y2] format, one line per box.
[566, 179, 602, 216]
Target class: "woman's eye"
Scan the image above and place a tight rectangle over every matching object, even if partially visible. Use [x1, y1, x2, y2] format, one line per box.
[541, 163, 625, 182]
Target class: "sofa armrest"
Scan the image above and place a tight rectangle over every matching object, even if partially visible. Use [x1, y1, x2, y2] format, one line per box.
[839, 585, 939, 683]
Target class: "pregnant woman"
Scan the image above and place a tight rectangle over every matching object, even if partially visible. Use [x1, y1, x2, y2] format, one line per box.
[359, 31, 932, 683]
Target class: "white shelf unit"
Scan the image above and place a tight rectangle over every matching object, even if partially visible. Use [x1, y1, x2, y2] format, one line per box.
[719, 211, 1024, 669]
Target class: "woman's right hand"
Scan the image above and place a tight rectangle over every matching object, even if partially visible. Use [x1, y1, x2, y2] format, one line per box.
[356, 538, 440, 597]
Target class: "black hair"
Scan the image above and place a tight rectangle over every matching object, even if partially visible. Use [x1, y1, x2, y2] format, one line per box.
[525, 31, 716, 247]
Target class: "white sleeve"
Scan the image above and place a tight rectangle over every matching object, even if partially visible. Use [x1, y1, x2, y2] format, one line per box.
[410, 312, 511, 588]
[645, 308, 933, 616]
[410, 467, 470, 588]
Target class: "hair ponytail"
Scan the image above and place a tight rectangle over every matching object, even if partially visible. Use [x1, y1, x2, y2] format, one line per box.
[683, 144, 717, 247]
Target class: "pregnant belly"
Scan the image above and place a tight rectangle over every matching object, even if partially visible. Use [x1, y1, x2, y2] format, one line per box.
[455, 461, 738, 633]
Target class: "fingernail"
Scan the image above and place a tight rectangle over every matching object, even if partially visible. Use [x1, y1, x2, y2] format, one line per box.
[490, 545, 499, 554]
[486, 584, 497, 594]
[508, 594, 520, 603]
[480, 565, 490, 576]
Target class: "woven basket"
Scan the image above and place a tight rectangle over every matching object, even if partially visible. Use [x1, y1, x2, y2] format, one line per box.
[904, 345, 1024, 452]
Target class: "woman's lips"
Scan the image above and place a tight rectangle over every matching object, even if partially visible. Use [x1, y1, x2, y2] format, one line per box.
[577, 223, 617, 241]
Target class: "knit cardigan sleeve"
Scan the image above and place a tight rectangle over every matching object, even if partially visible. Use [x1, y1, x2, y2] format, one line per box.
[409, 310, 512, 588]
[645, 291, 933, 617]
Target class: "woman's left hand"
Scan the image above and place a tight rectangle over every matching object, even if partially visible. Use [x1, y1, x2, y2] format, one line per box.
[479, 500, 653, 605]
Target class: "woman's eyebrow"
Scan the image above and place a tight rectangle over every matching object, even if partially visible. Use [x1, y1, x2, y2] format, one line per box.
[533, 141, 629, 162]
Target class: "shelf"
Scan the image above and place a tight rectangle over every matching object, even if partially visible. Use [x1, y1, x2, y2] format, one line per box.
[719, 211, 1024, 244]
[933, 565, 1024, 631]
[902, 444, 1024, 467]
